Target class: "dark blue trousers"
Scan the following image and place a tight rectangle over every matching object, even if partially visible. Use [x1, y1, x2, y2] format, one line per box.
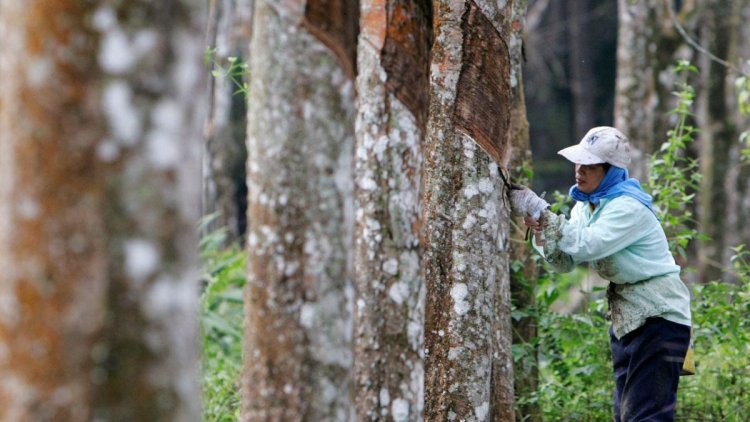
[609, 317, 691, 422]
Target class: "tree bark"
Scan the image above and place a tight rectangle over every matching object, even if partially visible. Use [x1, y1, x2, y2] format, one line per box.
[506, 1, 541, 420]
[695, 0, 734, 282]
[567, 0, 599, 138]
[204, 0, 254, 244]
[614, 0, 684, 180]
[241, 0, 357, 420]
[423, 1, 515, 420]
[353, 1, 431, 421]
[0, 0, 206, 420]
[725, 0, 750, 264]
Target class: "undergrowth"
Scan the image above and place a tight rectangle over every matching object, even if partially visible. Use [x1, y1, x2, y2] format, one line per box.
[200, 222, 245, 422]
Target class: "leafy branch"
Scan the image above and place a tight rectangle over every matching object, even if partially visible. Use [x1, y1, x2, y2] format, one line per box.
[647, 60, 703, 260]
[205, 47, 250, 97]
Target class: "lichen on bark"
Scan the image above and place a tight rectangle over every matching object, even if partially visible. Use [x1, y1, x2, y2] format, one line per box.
[422, 1, 515, 420]
[242, 1, 356, 420]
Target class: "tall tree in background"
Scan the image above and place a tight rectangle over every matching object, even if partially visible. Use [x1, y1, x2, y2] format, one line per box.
[614, 0, 685, 181]
[0, 0, 205, 420]
[353, 1, 431, 420]
[567, 0, 598, 137]
[241, 0, 358, 419]
[422, 1, 515, 420]
[724, 0, 750, 267]
[695, 0, 750, 282]
[204, 0, 254, 244]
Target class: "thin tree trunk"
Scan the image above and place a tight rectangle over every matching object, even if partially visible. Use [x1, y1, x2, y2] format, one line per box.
[614, 0, 683, 180]
[353, 1, 431, 420]
[725, 0, 750, 261]
[0, 0, 206, 420]
[241, 0, 357, 419]
[204, 0, 253, 244]
[423, 1, 515, 420]
[567, 0, 598, 137]
[695, 0, 732, 282]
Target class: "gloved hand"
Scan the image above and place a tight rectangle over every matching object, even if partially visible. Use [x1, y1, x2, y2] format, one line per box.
[509, 184, 549, 220]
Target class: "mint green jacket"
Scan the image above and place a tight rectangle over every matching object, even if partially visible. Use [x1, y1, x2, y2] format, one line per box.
[533, 196, 691, 339]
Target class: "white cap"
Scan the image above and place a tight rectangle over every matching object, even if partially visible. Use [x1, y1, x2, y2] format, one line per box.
[557, 126, 631, 168]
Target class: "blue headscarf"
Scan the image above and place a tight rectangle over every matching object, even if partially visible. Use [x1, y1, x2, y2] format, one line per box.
[569, 166, 656, 214]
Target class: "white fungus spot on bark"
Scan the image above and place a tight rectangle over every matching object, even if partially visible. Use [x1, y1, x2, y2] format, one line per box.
[299, 303, 315, 328]
[374, 136, 389, 161]
[143, 276, 194, 322]
[359, 176, 377, 191]
[382, 258, 399, 275]
[462, 214, 477, 230]
[97, 140, 120, 162]
[27, 58, 52, 87]
[477, 178, 494, 193]
[283, 384, 293, 394]
[464, 184, 479, 199]
[98, 26, 156, 74]
[379, 388, 390, 407]
[92, 6, 116, 30]
[124, 239, 160, 282]
[17, 197, 40, 220]
[408, 321, 422, 352]
[450, 283, 470, 316]
[476, 401, 489, 420]
[284, 261, 299, 277]
[448, 347, 461, 361]
[391, 398, 409, 422]
[463, 145, 475, 159]
[388, 282, 409, 305]
[103, 81, 142, 144]
[147, 100, 183, 169]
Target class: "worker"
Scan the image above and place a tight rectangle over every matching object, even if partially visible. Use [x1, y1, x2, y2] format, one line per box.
[510, 126, 692, 422]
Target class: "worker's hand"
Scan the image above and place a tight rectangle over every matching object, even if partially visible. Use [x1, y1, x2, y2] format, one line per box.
[523, 215, 545, 246]
[509, 185, 549, 220]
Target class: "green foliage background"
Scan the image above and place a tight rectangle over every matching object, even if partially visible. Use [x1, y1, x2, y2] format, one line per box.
[200, 223, 245, 422]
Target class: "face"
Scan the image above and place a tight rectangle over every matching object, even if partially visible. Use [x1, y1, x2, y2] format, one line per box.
[575, 164, 606, 193]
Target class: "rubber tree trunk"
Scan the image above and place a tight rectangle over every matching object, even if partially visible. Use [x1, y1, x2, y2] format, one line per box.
[241, 0, 358, 419]
[0, 0, 206, 420]
[567, 0, 598, 138]
[614, 0, 685, 180]
[422, 1, 515, 420]
[203, 0, 254, 244]
[505, 1, 542, 420]
[696, 0, 745, 283]
[353, 1, 432, 421]
[725, 0, 750, 266]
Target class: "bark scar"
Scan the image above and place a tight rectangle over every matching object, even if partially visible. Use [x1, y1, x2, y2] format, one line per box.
[453, 1, 511, 166]
[303, 0, 360, 79]
[380, 0, 433, 129]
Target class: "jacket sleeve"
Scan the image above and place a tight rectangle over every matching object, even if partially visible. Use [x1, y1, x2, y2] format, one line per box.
[548, 198, 646, 263]
[532, 210, 575, 273]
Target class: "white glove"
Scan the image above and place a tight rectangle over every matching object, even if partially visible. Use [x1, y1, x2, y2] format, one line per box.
[510, 186, 549, 220]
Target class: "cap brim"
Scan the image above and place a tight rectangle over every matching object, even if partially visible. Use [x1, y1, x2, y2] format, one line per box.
[557, 145, 605, 165]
